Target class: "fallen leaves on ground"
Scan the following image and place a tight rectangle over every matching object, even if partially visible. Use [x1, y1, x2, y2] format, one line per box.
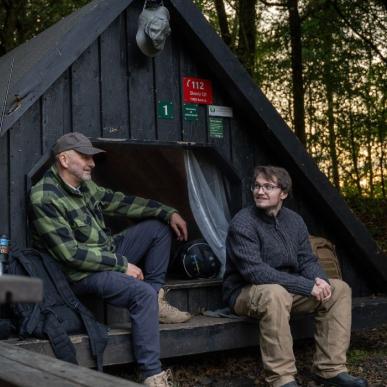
[106, 324, 387, 386]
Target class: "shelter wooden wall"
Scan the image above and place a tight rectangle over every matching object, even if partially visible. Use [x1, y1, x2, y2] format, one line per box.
[0, 0, 371, 295]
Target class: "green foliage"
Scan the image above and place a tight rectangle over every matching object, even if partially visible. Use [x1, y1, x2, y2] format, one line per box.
[196, 0, 387, 248]
[1, 0, 386, 207]
[0, 0, 90, 55]
[344, 196, 387, 250]
[198, 0, 386, 201]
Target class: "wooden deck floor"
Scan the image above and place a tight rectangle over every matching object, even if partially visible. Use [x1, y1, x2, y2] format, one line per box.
[4, 296, 387, 368]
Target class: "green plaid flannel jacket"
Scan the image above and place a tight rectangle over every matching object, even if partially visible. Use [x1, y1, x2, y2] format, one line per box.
[29, 165, 177, 282]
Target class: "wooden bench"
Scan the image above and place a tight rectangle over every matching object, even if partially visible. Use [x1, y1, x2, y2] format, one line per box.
[0, 341, 141, 386]
[4, 295, 387, 368]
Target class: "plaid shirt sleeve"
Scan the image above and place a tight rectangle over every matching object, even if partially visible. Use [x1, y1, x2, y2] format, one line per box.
[30, 200, 128, 273]
[94, 184, 177, 222]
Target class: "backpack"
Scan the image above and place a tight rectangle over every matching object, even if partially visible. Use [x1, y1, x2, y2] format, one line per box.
[172, 239, 221, 279]
[7, 248, 108, 370]
[309, 235, 342, 279]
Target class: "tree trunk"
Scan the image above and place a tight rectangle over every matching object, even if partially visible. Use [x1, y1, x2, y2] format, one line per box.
[377, 94, 386, 198]
[379, 137, 386, 198]
[214, 0, 231, 46]
[236, 0, 257, 76]
[323, 31, 340, 191]
[325, 81, 340, 191]
[365, 50, 374, 198]
[348, 102, 362, 195]
[0, 0, 27, 55]
[286, 0, 306, 146]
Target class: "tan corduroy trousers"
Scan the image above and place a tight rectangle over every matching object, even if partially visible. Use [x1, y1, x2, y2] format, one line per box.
[233, 279, 352, 387]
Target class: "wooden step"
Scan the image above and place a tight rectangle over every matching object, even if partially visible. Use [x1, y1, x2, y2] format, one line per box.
[0, 341, 140, 387]
[5, 296, 387, 368]
[163, 278, 222, 289]
[104, 278, 223, 325]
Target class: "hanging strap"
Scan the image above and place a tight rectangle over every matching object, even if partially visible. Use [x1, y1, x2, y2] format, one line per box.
[43, 311, 78, 364]
[78, 309, 108, 371]
[40, 252, 108, 371]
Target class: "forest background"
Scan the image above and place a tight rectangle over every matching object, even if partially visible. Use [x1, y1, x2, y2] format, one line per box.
[0, 0, 386, 250]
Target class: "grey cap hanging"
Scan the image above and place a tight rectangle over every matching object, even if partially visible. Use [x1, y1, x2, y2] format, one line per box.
[136, 5, 171, 57]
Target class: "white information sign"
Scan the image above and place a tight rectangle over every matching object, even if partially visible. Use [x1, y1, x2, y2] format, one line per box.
[208, 105, 233, 118]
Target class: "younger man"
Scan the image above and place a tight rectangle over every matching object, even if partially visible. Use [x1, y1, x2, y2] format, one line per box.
[223, 165, 367, 387]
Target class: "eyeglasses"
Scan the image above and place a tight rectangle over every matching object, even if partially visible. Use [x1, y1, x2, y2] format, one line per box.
[251, 183, 281, 192]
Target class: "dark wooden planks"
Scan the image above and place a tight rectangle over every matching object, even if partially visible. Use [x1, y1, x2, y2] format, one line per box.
[41, 71, 71, 153]
[100, 15, 129, 139]
[154, 36, 181, 141]
[11, 296, 387, 367]
[0, 355, 72, 387]
[71, 41, 101, 137]
[0, 132, 9, 235]
[179, 46, 207, 143]
[9, 103, 42, 247]
[231, 117, 255, 207]
[0, 341, 140, 387]
[207, 82, 232, 161]
[126, 4, 156, 140]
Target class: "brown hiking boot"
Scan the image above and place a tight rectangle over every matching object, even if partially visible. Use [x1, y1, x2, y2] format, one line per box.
[158, 288, 192, 324]
[144, 369, 173, 387]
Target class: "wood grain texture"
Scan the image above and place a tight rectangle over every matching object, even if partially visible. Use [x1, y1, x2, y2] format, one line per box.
[126, 3, 156, 140]
[10, 296, 387, 367]
[0, 132, 10, 235]
[9, 103, 42, 247]
[0, 341, 140, 386]
[41, 71, 71, 152]
[230, 116, 255, 207]
[154, 36, 181, 141]
[71, 41, 101, 137]
[207, 81, 231, 161]
[100, 15, 129, 139]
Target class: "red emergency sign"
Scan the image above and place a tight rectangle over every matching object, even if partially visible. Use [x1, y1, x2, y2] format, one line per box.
[183, 77, 213, 105]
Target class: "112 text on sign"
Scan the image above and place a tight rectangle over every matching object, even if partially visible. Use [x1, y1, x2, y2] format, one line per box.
[183, 77, 213, 105]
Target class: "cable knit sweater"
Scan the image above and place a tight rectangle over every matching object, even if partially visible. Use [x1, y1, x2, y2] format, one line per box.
[223, 205, 328, 308]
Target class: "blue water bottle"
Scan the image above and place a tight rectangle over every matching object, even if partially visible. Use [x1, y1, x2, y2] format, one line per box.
[0, 234, 10, 276]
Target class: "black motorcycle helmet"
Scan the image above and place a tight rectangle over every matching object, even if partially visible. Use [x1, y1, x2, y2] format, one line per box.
[173, 239, 221, 279]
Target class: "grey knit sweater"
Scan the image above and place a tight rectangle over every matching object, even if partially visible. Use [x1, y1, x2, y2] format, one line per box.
[223, 205, 328, 308]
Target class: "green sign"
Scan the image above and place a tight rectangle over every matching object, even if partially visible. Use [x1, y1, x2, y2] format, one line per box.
[209, 117, 224, 138]
[183, 104, 199, 121]
[157, 101, 174, 119]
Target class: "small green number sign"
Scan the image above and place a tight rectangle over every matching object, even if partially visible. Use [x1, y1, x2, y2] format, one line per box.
[209, 117, 224, 138]
[157, 101, 174, 119]
[183, 104, 199, 121]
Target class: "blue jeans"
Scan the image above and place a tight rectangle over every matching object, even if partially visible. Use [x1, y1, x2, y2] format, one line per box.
[72, 219, 172, 377]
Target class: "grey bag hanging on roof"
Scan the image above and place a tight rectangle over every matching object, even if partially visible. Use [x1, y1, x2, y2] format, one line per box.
[136, 0, 171, 57]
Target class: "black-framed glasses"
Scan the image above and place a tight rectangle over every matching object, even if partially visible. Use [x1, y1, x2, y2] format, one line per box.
[251, 183, 281, 192]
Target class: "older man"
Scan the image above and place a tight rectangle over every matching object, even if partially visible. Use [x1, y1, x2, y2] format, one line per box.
[223, 165, 367, 387]
[30, 132, 191, 387]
